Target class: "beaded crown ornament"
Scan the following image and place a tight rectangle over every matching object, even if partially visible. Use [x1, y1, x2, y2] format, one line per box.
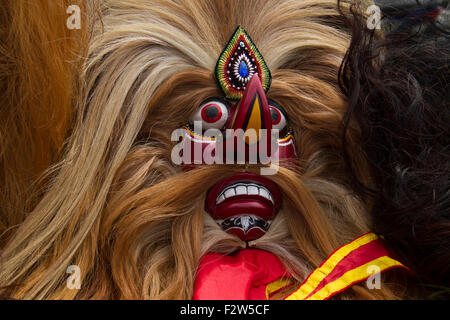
[215, 26, 271, 100]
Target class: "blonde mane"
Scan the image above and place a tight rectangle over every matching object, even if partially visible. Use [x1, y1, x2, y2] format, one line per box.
[0, 0, 407, 299]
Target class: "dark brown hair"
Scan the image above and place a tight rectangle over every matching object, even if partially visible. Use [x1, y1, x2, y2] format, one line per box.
[338, 0, 449, 297]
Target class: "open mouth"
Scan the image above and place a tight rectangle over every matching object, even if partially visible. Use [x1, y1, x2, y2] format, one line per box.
[206, 173, 282, 241]
[216, 182, 274, 205]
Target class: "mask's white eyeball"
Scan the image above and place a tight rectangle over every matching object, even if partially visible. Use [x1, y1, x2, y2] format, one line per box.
[269, 103, 287, 131]
[192, 99, 229, 130]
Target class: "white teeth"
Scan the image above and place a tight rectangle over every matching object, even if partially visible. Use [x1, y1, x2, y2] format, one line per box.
[259, 188, 270, 199]
[247, 186, 259, 195]
[224, 188, 236, 198]
[217, 194, 226, 204]
[235, 186, 247, 195]
[216, 182, 274, 205]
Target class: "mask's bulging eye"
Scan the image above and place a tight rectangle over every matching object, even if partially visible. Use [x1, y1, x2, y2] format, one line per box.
[192, 99, 229, 130]
[269, 101, 287, 131]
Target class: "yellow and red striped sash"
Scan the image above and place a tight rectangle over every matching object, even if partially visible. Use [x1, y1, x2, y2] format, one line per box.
[284, 233, 410, 300]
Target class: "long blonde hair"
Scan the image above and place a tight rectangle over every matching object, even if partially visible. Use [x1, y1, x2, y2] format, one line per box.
[0, 0, 89, 240]
[1, 0, 408, 299]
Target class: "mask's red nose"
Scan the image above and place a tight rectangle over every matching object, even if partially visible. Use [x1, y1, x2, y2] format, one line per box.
[228, 75, 273, 157]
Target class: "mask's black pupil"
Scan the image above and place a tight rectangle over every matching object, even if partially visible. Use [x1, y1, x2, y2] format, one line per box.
[205, 106, 219, 119]
[270, 108, 279, 122]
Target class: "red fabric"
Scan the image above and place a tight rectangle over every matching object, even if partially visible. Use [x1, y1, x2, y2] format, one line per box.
[193, 249, 291, 300]
[302, 239, 388, 299]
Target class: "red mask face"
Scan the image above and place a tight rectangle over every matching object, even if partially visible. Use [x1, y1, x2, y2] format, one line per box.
[178, 76, 297, 241]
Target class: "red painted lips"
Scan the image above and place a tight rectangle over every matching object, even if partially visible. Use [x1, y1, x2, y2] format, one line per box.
[205, 172, 282, 241]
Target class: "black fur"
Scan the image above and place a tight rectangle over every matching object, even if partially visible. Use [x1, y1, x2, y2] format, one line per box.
[338, 0, 450, 297]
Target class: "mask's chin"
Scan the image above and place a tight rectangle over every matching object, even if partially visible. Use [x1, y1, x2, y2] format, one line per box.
[205, 172, 282, 242]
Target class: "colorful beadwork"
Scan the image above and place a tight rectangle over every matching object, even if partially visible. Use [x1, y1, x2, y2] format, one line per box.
[215, 26, 271, 100]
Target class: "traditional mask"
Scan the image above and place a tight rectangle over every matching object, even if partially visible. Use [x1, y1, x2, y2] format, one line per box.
[179, 26, 296, 241]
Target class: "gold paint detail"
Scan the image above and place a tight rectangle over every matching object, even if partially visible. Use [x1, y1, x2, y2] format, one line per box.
[182, 126, 216, 141]
[244, 95, 262, 144]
